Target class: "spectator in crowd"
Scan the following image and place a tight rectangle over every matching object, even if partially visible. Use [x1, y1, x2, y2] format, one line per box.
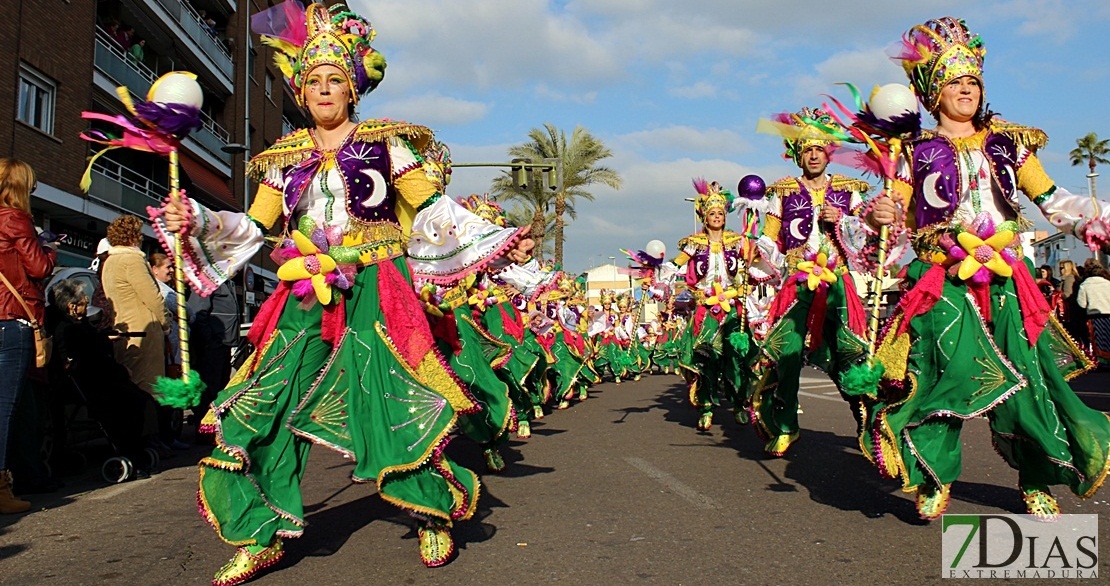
[187, 279, 238, 439]
[1035, 265, 1062, 315]
[49, 279, 158, 477]
[0, 158, 56, 514]
[128, 38, 145, 65]
[88, 237, 115, 329]
[1078, 258, 1110, 362]
[149, 252, 190, 450]
[114, 25, 134, 50]
[1059, 259, 1085, 343]
[101, 215, 166, 447]
[104, 21, 123, 48]
[205, 18, 219, 38]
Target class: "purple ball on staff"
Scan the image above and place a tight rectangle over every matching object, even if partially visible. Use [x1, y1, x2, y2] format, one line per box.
[737, 174, 766, 200]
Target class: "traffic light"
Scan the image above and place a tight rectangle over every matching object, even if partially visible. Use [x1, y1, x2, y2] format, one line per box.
[511, 158, 529, 190]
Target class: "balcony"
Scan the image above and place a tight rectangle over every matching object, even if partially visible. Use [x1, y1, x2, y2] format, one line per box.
[141, 0, 234, 90]
[87, 158, 169, 217]
[92, 34, 233, 170]
[282, 116, 300, 137]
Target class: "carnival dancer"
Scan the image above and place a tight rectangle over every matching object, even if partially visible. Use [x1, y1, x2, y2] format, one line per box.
[670, 179, 778, 431]
[863, 16, 1110, 520]
[749, 108, 874, 456]
[153, 3, 534, 581]
[590, 291, 629, 383]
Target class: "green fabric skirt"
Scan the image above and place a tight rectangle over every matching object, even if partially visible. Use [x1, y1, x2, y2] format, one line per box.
[480, 302, 540, 422]
[443, 307, 514, 445]
[198, 260, 479, 547]
[866, 259, 1110, 496]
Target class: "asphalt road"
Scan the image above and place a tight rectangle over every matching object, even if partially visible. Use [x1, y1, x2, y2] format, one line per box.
[2, 368, 1108, 585]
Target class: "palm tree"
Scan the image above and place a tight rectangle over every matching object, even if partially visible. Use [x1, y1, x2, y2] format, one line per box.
[492, 123, 622, 266]
[507, 205, 556, 260]
[1069, 133, 1110, 198]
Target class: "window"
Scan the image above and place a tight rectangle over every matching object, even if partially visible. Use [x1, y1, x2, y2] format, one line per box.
[265, 72, 273, 99]
[17, 64, 56, 134]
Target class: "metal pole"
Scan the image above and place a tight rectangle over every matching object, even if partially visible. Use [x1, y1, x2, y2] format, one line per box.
[241, 8, 251, 322]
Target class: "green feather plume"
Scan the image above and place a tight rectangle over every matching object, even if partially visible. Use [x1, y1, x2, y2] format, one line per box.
[152, 375, 207, 409]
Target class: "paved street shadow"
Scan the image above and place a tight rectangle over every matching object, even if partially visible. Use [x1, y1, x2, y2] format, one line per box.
[648, 381, 701, 429]
[610, 404, 656, 423]
[778, 429, 924, 524]
[285, 493, 406, 563]
[948, 480, 1024, 514]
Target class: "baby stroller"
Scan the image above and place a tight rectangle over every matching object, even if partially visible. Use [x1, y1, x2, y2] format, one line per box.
[50, 320, 161, 484]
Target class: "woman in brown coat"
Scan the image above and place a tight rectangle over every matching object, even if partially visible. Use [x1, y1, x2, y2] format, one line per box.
[0, 158, 55, 513]
[100, 216, 167, 401]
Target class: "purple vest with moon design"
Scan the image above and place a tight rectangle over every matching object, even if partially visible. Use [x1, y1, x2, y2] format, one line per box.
[910, 132, 1019, 228]
[687, 233, 741, 285]
[281, 140, 399, 225]
[778, 181, 854, 252]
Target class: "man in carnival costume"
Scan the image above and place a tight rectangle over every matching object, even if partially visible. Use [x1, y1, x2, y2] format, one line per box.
[749, 108, 874, 457]
[154, 3, 533, 582]
[864, 17, 1110, 520]
[670, 180, 778, 431]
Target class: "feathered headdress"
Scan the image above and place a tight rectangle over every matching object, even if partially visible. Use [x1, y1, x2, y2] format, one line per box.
[894, 17, 985, 112]
[770, 107, 842, 167]
[253, 1, 386, 108]
[458, 194, 506, 226]
[691, 178, 735, 221]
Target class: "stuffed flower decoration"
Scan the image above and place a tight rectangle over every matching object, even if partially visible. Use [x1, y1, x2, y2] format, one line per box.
[947, 214, 1016, 285]
[467, 282, 498, 311]
[276, 219, 351, 305]
[1080, 215, 1110, 254]
[794, 248, 839, 291]
[703, 281, 740, 314]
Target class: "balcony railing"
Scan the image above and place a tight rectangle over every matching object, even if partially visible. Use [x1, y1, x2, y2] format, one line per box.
[149, 0, 233, 80]
[94, 32, 157, 98]
[87, 158, 169, 217]
[282, 116, 300, 136]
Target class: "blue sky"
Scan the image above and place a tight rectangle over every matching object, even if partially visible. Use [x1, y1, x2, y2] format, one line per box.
[349, 0, 1110, 273]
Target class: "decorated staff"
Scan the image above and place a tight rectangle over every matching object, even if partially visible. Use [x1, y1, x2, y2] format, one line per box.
[79, 72, 208, 408]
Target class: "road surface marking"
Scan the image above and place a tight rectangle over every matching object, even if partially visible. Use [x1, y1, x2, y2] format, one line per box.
[798, 390, 843, 402]
[624, 457, 721, 510]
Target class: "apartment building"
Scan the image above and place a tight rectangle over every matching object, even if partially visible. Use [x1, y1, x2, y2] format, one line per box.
[1, 0, 308, 317]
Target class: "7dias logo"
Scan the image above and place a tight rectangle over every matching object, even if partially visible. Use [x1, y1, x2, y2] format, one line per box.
[941, 514, 1098, 579]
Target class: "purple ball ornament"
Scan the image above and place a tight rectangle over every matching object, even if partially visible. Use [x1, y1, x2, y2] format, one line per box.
[737, 175, 766, 200]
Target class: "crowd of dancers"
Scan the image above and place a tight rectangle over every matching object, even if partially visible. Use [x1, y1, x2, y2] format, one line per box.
[140, 4, 1110, 584]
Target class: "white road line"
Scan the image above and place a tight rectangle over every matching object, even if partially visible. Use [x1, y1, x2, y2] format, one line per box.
[798, 390, 843, 402]
[624, 457, 721, 510]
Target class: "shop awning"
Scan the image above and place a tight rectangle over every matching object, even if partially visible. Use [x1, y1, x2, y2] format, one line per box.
[179, 154, 236, 208]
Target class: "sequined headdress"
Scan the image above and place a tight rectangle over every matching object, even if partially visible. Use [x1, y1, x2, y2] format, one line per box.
[253, 1, 386, 108]
[772, 107, 839, 167]
[459, 194, 507, 227]
[895, 17, 985, 112]
[691, 178, 735, 221]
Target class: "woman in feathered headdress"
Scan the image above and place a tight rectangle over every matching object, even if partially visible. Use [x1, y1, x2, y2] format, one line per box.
[863, 17, 1110, 521]
[152, 2, 533, 581]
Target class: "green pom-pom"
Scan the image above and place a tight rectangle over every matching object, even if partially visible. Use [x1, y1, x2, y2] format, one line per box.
[152, 375, 207, 409]
[728, 331, 750, 355]
[839, 360, 885, 398]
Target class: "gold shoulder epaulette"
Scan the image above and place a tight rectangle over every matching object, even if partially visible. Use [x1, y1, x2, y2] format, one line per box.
[768, 177, 800, 197]
[246, 128, 313, 179]
[830, 175, 871, 194]
[353, 119, 435, 152]
[990, 120, 1048, 151]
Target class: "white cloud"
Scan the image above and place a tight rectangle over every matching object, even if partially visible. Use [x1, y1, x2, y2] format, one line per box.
[792, 48, 907, 104]
[370, 94, 490, 127]
[534, 84, 599, 104]
[669, 81, 718, 99]
[615, 125, 753, 157]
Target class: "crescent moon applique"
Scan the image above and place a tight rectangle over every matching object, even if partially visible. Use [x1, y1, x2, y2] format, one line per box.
[921, 172, 949, 210]
[359, 168, 388, 208]
[789, 217, 806, 241]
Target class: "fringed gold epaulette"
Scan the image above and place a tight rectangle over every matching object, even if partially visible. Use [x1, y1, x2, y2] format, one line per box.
[247, 128, 313, 180]
[720, 230, 742, 246]
[990, 120, 1049, 151]
[352, 119, 435, 152]
[829, 175, 871, 194]
[679, 233, 710, 249]
[768, 177, 801, 198]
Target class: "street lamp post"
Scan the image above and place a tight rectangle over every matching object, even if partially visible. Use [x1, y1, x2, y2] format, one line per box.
[221, 142, 251, 322]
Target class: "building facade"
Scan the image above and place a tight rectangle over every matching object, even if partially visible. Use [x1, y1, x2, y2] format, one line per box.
[1, 0, 308, 318]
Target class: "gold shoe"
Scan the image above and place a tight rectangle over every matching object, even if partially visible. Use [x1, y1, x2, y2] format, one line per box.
[615, 376, 622, 384]
[696, 413, 713, 431]
[1023, 489, 1061, 522]
[418, 522, 456, 568]
[212, 539, 284, 586]
[764, 432, 799, 457]
[915, 484, 952, 521]
[556, 399, 570, 410]
[483, 448, 506, 473]
[634, 375, 641, 381]
[734, 409, 750, 425]
[578, 389, 588, 401]
[533, 406, 544, 420]
[517, 421, 531, 439]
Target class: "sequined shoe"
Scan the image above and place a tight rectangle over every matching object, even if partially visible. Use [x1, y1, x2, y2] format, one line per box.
[614, 376, 622, 384]
[578, 388, 588, 401]
[764, 432, 799, 457]
[696, 413, 713, 431]
[1023, 488, 1061, 522]
[734, 409, 749, 425]
[533, 406, 544, 420]
[483, 448, 506, 474]
[556, 399, 570, 410]
[633, 374, 642, 381]
[418, 522, 456, 568]
[915, 483, 952, 521]
[517, 421, 531, 439]
[212, 539, 284, 586]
